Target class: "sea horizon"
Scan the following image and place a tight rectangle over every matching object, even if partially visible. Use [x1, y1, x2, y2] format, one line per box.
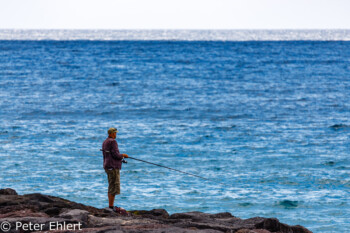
[1, 29, 350, 41]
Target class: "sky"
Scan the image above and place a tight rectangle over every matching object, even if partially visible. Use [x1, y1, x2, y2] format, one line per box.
[0, 0, 349, 29]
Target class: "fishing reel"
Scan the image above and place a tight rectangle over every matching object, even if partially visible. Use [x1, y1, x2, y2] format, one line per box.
[100, 149, 128, 164]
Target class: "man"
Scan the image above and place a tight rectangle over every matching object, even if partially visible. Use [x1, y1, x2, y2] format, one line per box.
[102, 127, 129, 214]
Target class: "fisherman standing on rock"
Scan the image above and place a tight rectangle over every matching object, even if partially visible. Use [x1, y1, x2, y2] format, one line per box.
[101, 127, 129, 215]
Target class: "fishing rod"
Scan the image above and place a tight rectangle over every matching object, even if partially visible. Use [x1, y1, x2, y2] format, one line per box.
[101, 149, 221, 184]
[127, 156, 216, 183]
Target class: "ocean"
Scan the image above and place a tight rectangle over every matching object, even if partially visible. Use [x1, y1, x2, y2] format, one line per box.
[0, 30, 350, 232]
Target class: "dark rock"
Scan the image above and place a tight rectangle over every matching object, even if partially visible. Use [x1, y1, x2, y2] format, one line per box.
[211, 212, 234, 218]
[0, 188, 18, 195]
[237, 230, 271, 233]
[170, 211, 213, 221]
[43, 207, 61, 216]
[0, 189, 312, 233]
[59, 208, 89, 221]
[290, 225, 313, 233]
[129, 209, 170, 219]
[255, 218, 312, 233]
[24, 193, 55, 203]
[0, 209, 49, 218]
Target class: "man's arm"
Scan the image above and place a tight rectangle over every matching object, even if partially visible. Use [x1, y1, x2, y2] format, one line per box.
[110, 140, 124, 160]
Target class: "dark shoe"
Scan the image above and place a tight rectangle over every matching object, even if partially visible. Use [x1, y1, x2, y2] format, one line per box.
[112, 206, 129, 216]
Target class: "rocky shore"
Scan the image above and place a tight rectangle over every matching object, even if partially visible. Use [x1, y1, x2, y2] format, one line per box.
[0, 188, 312, 233]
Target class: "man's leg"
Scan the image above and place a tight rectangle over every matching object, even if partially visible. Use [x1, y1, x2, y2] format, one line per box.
[108, 192, 115, 208]
[108, 169, 120, 206]
[106, 169, 118, 208]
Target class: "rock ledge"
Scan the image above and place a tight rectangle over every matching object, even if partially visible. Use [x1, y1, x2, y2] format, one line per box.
[0, 188, 312, 233]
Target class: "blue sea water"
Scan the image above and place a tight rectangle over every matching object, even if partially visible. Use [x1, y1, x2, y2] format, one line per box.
[0, 39, 350, 232]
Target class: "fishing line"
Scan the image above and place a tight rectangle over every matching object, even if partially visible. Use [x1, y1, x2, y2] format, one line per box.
[128, 156, 216, 183]
[101, 149, 225, 185]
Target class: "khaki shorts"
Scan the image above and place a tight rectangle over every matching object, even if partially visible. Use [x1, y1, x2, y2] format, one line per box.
[105, 168, 120, 196]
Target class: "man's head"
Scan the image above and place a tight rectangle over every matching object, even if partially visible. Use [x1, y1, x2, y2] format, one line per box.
[108, 127, 118, 139]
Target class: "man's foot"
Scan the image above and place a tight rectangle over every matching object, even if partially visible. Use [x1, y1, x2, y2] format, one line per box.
[110, 206, 129, 216]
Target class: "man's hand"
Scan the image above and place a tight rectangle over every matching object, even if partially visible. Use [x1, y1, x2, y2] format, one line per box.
[122, 154, 129, 158]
